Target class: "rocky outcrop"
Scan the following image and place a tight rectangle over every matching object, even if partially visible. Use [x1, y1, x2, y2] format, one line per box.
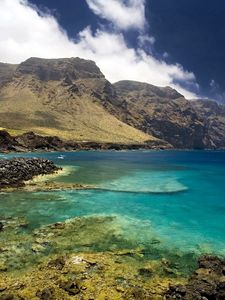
[165, 255, 225, 299]
[0, 157, 60, 188]
[14, 131, 67, 151]
[0, 130, 20, 151]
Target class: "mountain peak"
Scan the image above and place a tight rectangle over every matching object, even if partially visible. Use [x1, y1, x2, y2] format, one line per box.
[15, 57, 105, 81]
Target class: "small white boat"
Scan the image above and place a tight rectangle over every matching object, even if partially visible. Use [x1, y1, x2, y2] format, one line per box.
[57, 155, 65, 159]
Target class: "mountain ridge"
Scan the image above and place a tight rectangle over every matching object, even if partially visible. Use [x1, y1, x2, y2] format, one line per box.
[0, 57, 225, 149]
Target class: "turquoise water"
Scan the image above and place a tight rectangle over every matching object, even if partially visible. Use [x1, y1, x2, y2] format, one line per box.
[1, 150, 225, 257]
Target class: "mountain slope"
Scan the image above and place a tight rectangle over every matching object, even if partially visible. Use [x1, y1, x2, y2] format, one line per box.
[0, 58, 160, 144]
[111, 80, 225, 149]
[0, 57, 225, 149]
[0, 62, 18, 86]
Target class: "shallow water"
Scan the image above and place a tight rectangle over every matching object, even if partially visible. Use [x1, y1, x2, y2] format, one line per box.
[1, 150, 225, 259]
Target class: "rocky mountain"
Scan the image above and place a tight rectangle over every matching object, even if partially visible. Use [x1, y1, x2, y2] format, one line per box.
[111, 81, 225, 149]
[0, 57, 160, 146]
[0, 57, 225, 149]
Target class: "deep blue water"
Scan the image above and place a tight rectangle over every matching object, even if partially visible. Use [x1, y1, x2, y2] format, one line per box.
[1, 150, 225, 256]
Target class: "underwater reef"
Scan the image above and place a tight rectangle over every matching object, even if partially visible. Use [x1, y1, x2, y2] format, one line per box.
[1, 214, 223, 300]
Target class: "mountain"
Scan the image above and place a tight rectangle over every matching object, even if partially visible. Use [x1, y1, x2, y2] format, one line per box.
[0, 57, 158, 145]
[111, 81, 225, 149]
[0, 57, 225, 149]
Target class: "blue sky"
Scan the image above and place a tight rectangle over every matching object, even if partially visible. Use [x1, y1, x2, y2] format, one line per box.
[1, 0, 225, 102]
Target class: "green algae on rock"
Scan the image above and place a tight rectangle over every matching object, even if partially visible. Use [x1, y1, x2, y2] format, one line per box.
[0, 251, 187, 300]
[0, 214, 216, 299]
[0, 215, 198, 275]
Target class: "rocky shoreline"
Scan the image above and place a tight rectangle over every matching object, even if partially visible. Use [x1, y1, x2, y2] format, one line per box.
[0, 157, 60, 189]
[0, 130, 170, 153]
[1, 130, 225, 154]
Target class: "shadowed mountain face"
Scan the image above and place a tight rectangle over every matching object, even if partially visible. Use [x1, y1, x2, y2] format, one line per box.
[0, 57, 225, 149]
[111, 80, 225, 149]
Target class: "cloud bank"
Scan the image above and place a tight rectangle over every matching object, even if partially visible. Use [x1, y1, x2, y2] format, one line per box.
[0, 0, 198, 98]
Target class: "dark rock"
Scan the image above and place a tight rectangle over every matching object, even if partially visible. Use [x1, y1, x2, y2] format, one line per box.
[0, 295, 24, 300]
[0, 131, 20, 152]
[36, 287, 55, 300]
[0, 157, 60, 188]
[59, 280, 81, 295]
[48, 257, 66, 270]
[0, 130, 170, 153]
[124, 286, 151, 300]
[14, 132, 65, 151]
[138, 268, 153, 278]
[198, 255, 225, 274]
[165, 255, 225, 300]
[0, 222, 4, 231]
[0, 295, 15, 300]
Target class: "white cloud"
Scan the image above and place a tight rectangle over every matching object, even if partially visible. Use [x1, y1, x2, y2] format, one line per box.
[85, 0, 146, 31]
[0, 0, 198, 98]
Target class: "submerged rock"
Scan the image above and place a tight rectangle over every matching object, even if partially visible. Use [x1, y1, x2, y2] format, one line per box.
[138, 267, 153, 278]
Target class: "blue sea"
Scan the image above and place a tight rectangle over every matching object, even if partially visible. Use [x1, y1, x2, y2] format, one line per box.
[1, 150, 225, 259]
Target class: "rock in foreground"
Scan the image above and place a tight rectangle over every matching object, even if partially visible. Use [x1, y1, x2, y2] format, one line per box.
[166, 255, 225, 299]
[0, 157, 60, 188]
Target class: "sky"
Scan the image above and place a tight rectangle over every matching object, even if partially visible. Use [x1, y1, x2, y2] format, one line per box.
[0, 0, 225, 102]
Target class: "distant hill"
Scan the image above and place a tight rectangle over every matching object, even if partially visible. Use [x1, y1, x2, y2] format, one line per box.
[0, 57, 225, 149]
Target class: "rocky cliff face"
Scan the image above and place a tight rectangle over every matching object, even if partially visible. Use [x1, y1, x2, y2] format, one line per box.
[0, 57, 224, 149]
[111, 80, 225, 149]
